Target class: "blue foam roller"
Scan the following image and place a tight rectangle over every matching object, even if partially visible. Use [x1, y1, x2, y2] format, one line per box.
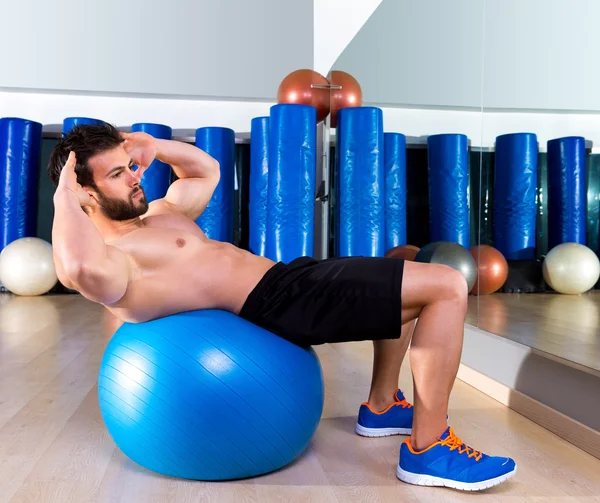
[384, 133, 407, 252]
[195, 127, 235, 242]
[131, 123, 173, 203]
[62, 117, 104, 135]
[266, 104, 316, 263]
[97, 309, 324, 481]
[0, 118, 43, 250]
[494, 133, 538, 260]
[427, 134, 470, 247]
[249, 117, 270, 257]
[547, 136, 587, 249]
[335, 107, 385, 257]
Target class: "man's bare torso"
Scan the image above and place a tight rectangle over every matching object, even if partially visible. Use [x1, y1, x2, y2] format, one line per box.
[103, 206, 275, 323]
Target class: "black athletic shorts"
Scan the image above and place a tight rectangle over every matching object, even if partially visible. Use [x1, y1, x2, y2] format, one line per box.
[239, 256, 404, 347]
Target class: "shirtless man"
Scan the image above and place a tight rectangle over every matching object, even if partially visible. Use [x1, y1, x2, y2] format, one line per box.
[49, 123, 516, 491]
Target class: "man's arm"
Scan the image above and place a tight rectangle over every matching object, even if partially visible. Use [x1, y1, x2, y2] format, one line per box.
[157, 139, 221, 220]
[52, 153, 130, 305]
[122, 133, 220, 221]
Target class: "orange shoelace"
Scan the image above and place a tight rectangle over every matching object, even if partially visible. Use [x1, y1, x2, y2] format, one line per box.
[440, 429, 483, 461]
[363, 395, 413, 414]
[396, 398, 413, 409]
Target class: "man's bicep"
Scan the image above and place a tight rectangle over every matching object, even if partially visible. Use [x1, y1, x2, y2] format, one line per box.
[163, 176, 219, 221]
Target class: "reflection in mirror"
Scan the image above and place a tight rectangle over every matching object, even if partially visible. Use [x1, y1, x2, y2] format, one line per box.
[477, 0, 600, 378]
[323, 1, 488, 433]
[327, 0, 484, 286]
[324, 0, 600, 460]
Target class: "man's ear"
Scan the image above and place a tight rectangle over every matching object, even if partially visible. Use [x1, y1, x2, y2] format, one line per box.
[81, 186, 100, 213]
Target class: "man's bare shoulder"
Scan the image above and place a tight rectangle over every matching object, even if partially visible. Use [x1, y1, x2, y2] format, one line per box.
[144, 198, 180, 217]
[138, 198, 206, 234]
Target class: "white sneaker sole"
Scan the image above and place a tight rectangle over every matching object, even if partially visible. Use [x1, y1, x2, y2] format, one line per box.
[355, 423, 412, 437]
[396, 464, 517, 491]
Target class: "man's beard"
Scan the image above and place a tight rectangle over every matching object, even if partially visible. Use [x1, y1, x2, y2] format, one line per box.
[97, 188, 149, 221]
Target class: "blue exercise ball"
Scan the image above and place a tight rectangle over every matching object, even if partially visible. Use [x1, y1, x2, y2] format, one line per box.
[97, 309, 324, 480]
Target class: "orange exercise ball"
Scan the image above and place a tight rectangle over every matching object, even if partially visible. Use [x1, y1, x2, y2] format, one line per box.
[329, 70, 363, 128]
[277, 69, 330, 123]
[468, 245, 509, 295]
[386, 244, 420, 261]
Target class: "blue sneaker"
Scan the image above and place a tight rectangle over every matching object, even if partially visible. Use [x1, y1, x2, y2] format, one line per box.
[397, 427, 517, 491]
[355, 389, 413, 437]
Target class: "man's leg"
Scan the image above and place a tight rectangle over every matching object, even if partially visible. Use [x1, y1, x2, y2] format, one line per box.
[396, 260, 516, 490]
[355, 321, 416, 437]
[399, 261, 466, 449]
[356, 320, 415, 437]
[367, 321, 415, 410]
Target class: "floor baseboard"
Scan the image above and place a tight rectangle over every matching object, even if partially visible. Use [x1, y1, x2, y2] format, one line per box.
[457, 363, 600, 460]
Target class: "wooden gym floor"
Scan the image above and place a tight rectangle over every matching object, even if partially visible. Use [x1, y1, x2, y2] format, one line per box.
[1, 293, 600, 502]
[466, 291, 600, 375]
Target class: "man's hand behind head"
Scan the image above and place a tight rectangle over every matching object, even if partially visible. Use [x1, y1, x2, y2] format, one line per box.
[56, 151, 93, 207]
[121, 131, 157, 179]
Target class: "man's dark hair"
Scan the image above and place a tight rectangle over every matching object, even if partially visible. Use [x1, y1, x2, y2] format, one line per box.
[47, 122, 124, 188]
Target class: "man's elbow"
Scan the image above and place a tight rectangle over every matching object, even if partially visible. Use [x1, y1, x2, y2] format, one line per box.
[206, 160, 220, 188]
[60, 261, 100, 288]
[210, 159, 221, 181]
[71, 263, 126, 305]
[55, 259, 82, 289]
[56, 269, 76, 290]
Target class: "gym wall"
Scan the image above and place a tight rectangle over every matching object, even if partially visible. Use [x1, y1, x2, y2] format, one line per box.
[335, 0, 600, 112]
[312, 0, 382, 78]
[0, 0, 313, 101]
[3, 0, 599, 254]
[0, 1, 314, 254]
[0, 0, 313, 135]
[333, 0, 485, 110]
[333, 0, 600, 149]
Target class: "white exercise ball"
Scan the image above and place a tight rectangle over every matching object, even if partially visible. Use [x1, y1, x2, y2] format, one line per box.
[542, 242, 600, 295]
[0, 237, 58, 296]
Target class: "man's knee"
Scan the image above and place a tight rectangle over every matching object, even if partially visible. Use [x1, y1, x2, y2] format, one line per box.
[401, 260, 469, 313]
[433, 264, 469, 304]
